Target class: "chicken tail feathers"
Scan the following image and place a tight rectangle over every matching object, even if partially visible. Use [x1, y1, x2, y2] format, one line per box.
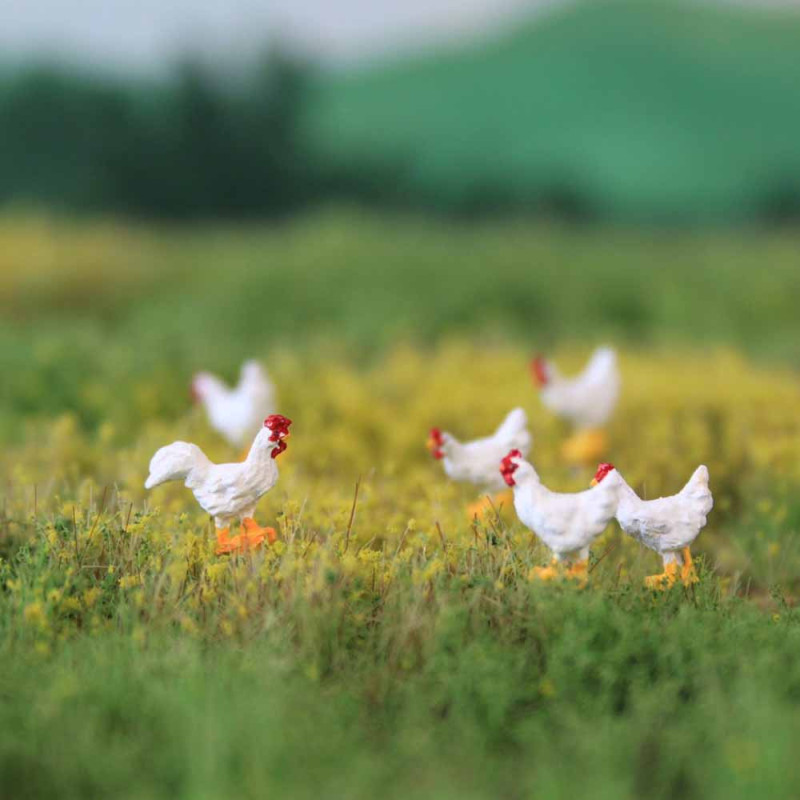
[680, 465, 713, 514]
[585, 347, 617, 376]
[494, 407, 528, 438]
[494, 407, 532, 455]
[145, 442, 209, 490]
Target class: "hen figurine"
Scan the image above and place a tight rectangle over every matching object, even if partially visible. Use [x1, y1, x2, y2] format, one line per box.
[192, 360, 276, 453]
[531, 347, 619, 466]
[501, 449, 621, 582]
[428, 408, 532, 517]
[592, 462, 713, 589]
[145, 414, 292, 555]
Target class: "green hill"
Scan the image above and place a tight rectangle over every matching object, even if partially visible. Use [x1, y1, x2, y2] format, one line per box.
[306, 0, 800, 222]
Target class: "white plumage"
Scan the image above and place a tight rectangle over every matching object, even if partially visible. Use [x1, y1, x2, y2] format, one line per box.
[533, 347, 619, 430]
[192, 360, 276, 448]
[501, 452, 622, 566]
[145, 417, 290, 530]
[604, 465, 713, 576]
[429, 408, 532, 493]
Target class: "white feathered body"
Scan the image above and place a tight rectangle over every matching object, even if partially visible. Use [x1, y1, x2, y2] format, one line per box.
[440, 408, 532, 492]
[194, 360, 275, 447]
[615, 466, 712, 564]
[539, 347, 619, 429]
[144, 427, 280, 528]
[510, 457, 622, 561]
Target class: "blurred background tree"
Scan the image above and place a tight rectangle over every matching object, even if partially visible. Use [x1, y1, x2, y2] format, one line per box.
[1, 0, 800, 224]
[0, 52, 313, 219]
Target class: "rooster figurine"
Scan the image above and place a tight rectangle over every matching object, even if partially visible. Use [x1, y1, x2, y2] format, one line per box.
[501, 449, 622, 583]
[145, 414, 292, 555]
[531, 347, 619, 467]
[428, 408, 531, 518]
[591, 462, 713, 589]
[192, 360, 276, 454]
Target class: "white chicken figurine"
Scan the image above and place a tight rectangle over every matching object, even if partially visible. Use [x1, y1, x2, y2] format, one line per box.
[500, 449, 622, 582]
[145, 414, 292, 555]
[192, 360, 276, 454]
[531, 347, 620, 466]
[428, 408, 532, 518]
[591, 462, 713, 589]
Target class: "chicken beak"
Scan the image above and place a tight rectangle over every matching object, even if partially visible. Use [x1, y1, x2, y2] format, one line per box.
[427, 438, 445, 459]
[590, 478, 598, 487]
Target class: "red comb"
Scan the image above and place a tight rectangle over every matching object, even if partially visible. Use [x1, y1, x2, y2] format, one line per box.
[530, 356, 549, 386]
[499, 449, 523, 486]
[265, 414, 293, 442]
[593, 462, 615, 483]
[428, 427, 445, 459]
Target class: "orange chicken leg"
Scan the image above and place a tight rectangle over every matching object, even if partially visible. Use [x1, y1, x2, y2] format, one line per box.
[215, 520, 276, 555]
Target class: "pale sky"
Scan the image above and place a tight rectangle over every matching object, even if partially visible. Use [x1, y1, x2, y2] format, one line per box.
[1, 0, 559, 74]
[2, 0, 796, 75]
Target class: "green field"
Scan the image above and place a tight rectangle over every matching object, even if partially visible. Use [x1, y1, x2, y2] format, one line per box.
[308, 0, 800, 221]
[2, 211, 800, 798]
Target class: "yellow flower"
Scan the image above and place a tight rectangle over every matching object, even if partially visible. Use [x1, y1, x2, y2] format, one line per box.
[23, 602, 45, 625]
[205, 563, 229, 584]
[82, 588, 101, 608]
[60, 596, 82, 614]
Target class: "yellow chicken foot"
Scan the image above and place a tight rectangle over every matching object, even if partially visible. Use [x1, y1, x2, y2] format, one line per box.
[530, 559, 561, 582]
[241, 517, 277, 546]
[215, 527, 232, 555]
[215, 520, 276, 555]
[561, 429, 609, 468]
[466, 491, 514, 520]
[566, 559, 589, 585]
[681, 547, 698, 585]
[644, 562, 679, 590]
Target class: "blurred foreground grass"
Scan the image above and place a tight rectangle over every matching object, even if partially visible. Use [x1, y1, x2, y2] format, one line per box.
[2, 211, 800, 798]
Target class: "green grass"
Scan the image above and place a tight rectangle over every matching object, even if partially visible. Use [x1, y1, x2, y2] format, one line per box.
[3, 588, 800, 800]
[306, 0, 800, 221]
[2, 211, 800, 798]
